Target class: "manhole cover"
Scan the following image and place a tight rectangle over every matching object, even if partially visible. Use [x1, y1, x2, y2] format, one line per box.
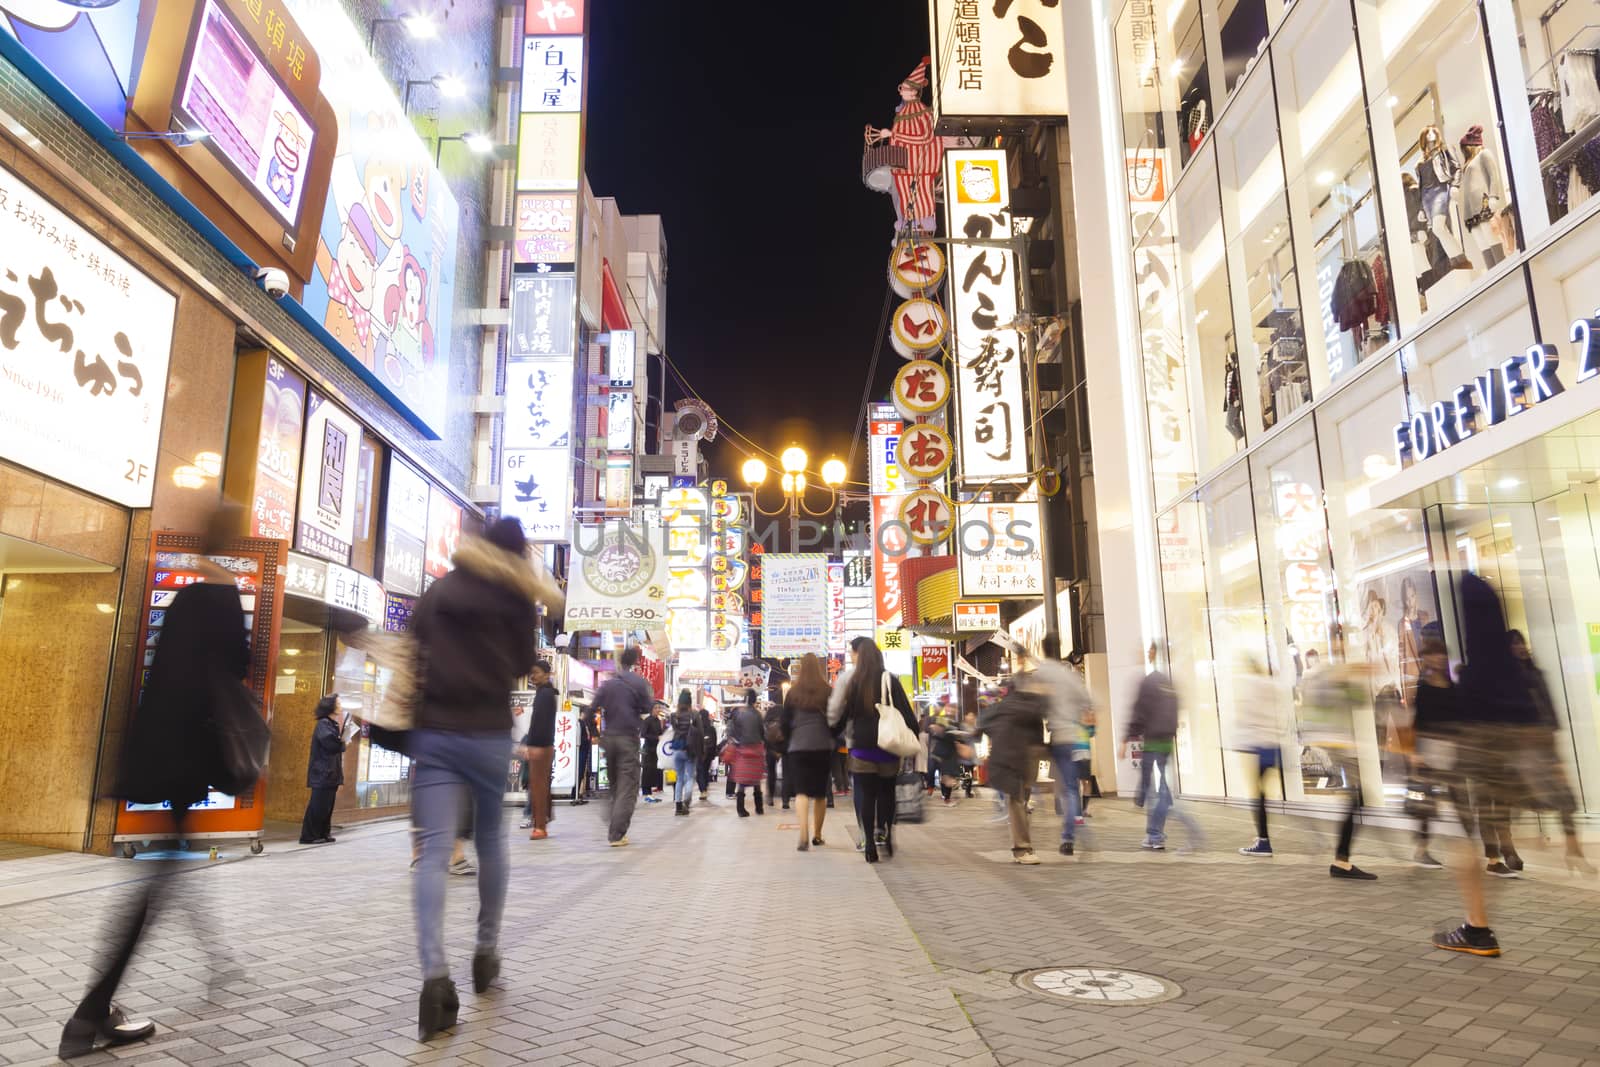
[1014, 967, 1181, 1005]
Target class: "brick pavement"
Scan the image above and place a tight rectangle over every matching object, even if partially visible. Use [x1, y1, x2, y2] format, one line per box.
[1, 789, 1597, 1066]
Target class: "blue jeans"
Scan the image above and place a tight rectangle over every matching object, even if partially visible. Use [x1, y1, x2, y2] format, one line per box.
[672, 748, 696, 803]
[1049, 744, 1081, 843]
[411, 729, 512, 981]
[1142, 749, 1199, 842]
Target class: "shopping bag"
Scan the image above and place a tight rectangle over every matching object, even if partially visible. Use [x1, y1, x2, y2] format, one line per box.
[212, 677, 270, 796]
[875, 675, 920, 758]
[895, 768, 926, 823]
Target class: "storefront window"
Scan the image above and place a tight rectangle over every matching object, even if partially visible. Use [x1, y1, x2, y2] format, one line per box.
[1532, 488, 1600, 813]
[1361, 0, 1518, 321]
[1507, 0, 1600, 232]
[1157, 498, 1224, 797]
[1528, 205, 1600, 347]
[1217, 64, 1311, 435]
[1176, 145, 1245, 475]
[1275, 1, 1397, 386]
[1199, 461, 1269, 797]
[1116, 0, 1211, 231]
[333, 634, 410, 808]
[1136, 207, 1199, 503]
[1218, 0, 1271, 96]
[1398, 271, 1531, 421]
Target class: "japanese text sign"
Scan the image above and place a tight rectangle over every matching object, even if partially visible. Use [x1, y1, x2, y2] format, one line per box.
[295, 391, 360, 565]
[828, 561, 848, 654]
[928, 0, 1069, 125]
[954, 601, 1001, 631]
[383, 458, 429, 596]
[522, 36, 584, 113]
[957, 501, 1044, 597]
[0, 163, 175, 508]
[946, 149, 1030, 482]
[762, 554, 830, 658]
[515, 194, 579, 266]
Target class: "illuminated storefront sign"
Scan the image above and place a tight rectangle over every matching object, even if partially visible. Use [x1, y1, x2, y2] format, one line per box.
[296, 391, 361, 565]
[956, 501, 1044, 597]
[1393, 340, 1573, 466]
[945, 149, 1030, 482]
[514, 193, 579, 267]
[250, 357, 306, 541]
[383, 458, 429, 597]
[928, 0, 1069, 126]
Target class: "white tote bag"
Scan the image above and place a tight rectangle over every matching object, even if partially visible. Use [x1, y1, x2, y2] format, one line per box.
[875, 674, 921, 758]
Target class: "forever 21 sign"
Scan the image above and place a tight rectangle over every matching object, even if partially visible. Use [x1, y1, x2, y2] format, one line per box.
[1392, 317, 1600, 467]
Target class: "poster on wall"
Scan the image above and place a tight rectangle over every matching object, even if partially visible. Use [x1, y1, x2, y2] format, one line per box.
[383, 457, 429, 596]
[762, 554, 830, 658]
[295, 391, 360, 564]
[0, 159, 177, 509]
[424, 487, 462, 586]
[284, 0, 458, 437]
[250, 356, 306, 541]
[565, 521, 668, 629]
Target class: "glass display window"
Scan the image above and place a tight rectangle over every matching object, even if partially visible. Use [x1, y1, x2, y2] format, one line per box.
[1136, 206, 1200, 503]
[1528, 205, 1600, 348]
[1157, 498, 1226, 797]
[1531, 486, 1600, 812]
[1397, 271, 1531, 425]
[1216, 64, 1311, 436]
[1359, 0, 1519, 321]
[1506, 0, 1600, 233]
[1275, 1, 1398, 387]
[1116, 0, 1213, 233]
[1175, 144, 1247, 476]
[1217, 0, 1272, 96]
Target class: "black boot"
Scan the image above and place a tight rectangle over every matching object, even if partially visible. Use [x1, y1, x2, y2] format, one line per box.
[418, 977, 459, 1040]
[736, 794, 749, 817]
[755, 793, 765, 815]
[472, 951, 500, 994]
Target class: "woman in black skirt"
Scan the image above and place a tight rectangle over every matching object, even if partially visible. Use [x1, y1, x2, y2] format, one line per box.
[781, 654, 836, 851]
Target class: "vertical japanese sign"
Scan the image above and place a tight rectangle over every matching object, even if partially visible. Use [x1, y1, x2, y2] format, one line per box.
[927, 0, 1069, 125]
[507, 2, 586, 545]
[827, 560, 848, 654]
[945, 149, 1030, 483]
[0, 162, 177, 508]
[296, 391, 361, 565]
[843, 548, 875, 641]
[382, 457, 429, 596]
[762, 554, 830, 658]
[663, 486, 710, 651]
[251, 356, 306, 541]
[869, 407, 908, 639]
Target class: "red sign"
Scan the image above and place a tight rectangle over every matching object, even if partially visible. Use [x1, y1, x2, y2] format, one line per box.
[921, 644, 950, 681]
[525, 0, 585, 33]
[873, 495, 906, 627]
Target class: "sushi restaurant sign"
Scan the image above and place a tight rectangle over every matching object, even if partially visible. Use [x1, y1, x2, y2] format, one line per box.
[1392, 319, 1600, 466]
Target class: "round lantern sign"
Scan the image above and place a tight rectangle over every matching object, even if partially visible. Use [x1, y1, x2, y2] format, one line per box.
[895, 422, 954, 481]
[888, 240, 947, 298]
[897, 488, 955, 546]
[889, 298, 947, 360]
[892, 358, 951, 418]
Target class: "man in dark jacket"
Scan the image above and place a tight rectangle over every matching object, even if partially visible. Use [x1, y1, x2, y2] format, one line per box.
[588, 645, 655, 846]
[1120, 642, 1200, 851]
[518, 661, 558, 839]
[410, 518, 546, 1038]
[300, 695, 347, 844]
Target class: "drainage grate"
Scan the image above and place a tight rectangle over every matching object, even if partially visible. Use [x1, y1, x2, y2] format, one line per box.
[1014, 967, 1182, 1006]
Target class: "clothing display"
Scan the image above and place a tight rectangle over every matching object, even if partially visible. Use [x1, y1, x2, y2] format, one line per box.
[1530, 90, 1572, 218]
[1559, 49, 1600, 131]
[1222, 349, 1245, 442]
[1460, 147, 1507, 229]
[1183, 93, 1209, 154]
[1331, 258, 1378, 332]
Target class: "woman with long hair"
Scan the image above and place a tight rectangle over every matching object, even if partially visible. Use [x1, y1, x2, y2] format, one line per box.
[667, 689, 702, 816]
[828, 639, 917, 862]
[726, 689, 768, 816]
[782, 654, 835, 850]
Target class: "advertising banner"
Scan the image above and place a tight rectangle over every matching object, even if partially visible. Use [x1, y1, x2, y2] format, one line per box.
[501, 446, 572, 544]
[957, 501, 1045, 597]
[955, 601, 1001, 631]
[514, 193, 579, 267]
[510, 274, 577, 357]
[762, 553, 830, 658]
[382, 457, 429, 596]
[296, 391, 360, 565]
[551, 700, 581, 792]
[565, 521, 669, 630]
[0, 160, 176, 508]
[424, 488, 462, 586]
[928, 0, 1069, 125]
[250, 357, 306, 541]
[522, 35, 583, 112]
[827, 561, 847, 654]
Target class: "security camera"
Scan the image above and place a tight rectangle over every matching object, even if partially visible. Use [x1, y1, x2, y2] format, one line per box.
[254, 267, 289, 298]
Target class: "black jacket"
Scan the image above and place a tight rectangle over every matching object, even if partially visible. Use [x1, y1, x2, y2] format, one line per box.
[697, 710, 718, 754]
[115, 580, 249, 807]
[412, 537, 541, 734]
[307, 716, 346, 788]
[836, 670, 916, 753]
[669, 708, 702, 757]
[978, 689, 1047, 796]
[523, 682, 559, 747]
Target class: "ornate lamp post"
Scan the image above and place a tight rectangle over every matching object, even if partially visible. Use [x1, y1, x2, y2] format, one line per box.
[742, 448, 848, 552]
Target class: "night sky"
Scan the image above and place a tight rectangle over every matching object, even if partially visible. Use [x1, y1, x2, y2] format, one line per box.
[584, 1, 930, 486]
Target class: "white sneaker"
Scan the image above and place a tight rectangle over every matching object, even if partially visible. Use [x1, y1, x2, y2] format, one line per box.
[449, 858, 477, 876]
[1013, 851, 1041, 865]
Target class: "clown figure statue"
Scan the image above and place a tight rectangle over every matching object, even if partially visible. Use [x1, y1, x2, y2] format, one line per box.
[866, 57, 942, 235]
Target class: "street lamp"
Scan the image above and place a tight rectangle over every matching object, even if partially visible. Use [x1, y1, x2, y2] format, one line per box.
[743, 447, 848, 551]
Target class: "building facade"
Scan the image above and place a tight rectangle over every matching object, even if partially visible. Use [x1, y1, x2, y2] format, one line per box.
[1064, 0, 1600, 813]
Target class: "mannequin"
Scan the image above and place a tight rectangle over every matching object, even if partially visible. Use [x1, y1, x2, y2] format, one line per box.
[1458, 125, 1509, 269]
[1414, 125, 1470, 272]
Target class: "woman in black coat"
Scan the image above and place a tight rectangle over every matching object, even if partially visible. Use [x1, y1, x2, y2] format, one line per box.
[300, 695, 346, 844]
[827, 638, 917, 863]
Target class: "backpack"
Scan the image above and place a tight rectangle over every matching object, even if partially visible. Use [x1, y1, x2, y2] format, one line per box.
[764, 706, 786, 748]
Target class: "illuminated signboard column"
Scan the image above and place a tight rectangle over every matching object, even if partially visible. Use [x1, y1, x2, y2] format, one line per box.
[868, 404, 909, 650]
[503, 0, 587, 543]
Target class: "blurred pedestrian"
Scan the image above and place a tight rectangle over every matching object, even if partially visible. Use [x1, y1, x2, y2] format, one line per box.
[830, 639, 918, 862]
[1298, 654, 1377, 880]
[409, 517, 547, 1037]
[641, 701, 666, 803]
[60, 504, 250, 1059]
[1409, 636, 1453, 870]
[518, 660, 557, 839]
[726, 689, 768, 816]
[1122, 643, 1203, 852]
[763, 692, 791, 809]
[957, 708, 980, 798]
[572, 704, 596, 805]
[695, 701, 718, 800]
[1025, 635, 1093, 856]
[299, 694, 347, 844]
[589, 645, 655, 847]
[1507, 630, 1594, 875]
[783, 654, 835, 850]
[667, 690, 701, 816]
[979, 674, 1048, 865]
[1227, 654, 1289, 857]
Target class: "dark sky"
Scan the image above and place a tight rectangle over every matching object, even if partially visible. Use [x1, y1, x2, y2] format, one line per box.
[584, 1, 930, 486]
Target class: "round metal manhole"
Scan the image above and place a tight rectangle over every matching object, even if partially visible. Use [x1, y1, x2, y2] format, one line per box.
[1014, 967, 1182, 1006]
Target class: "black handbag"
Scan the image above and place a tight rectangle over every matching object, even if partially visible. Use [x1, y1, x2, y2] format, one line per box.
[212, 677, 270, 796]
[1403, 779, 1437, 820]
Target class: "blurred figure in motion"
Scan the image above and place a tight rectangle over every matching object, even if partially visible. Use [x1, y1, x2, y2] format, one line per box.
[957, 708, 980, 798]
[300, 694, 347, 844]
[1122, 643, 1202, 852]
[782, 653, 835, 850]
[1298, 654, 1377, 880]
[1228, 655, 1288, 857]
[764, 690, 791, 810]
[1028, 635, 1093, 857]
[518, 660, 557, 839]
[1409, 636, 1454, 871]
[831, 639, 918, 862]
[727, 689, 769, 817]
[980, 672, 1049, 865]
[589, 645, 655, 847]
[410, 517, 544, 1037]
[641, 701, 666, 804]
[1507, 630, 1594, 875]
[695, 699, 718, 802]
[61, 504, 250, 1059]
[667, 690, 702, 816]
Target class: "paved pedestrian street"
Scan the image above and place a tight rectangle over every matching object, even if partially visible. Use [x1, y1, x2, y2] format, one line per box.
[2, 792, 1598, 1067]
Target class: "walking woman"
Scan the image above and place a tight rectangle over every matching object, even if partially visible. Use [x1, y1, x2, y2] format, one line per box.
[725, 689, 768, 816]
[667, 690, 702, 815]
[299, 695, 347, 844]
[782, 654, 835, 850]
[829, 639, 917, 862]
[695, 702, 718, 801]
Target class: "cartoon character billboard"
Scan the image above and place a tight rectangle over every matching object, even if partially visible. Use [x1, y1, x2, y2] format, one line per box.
[285, 0, 457, 437]
[0, 0, 145, 132]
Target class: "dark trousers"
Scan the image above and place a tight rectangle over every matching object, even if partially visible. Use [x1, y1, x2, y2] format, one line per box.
[831, 751, 850, 793]
[1335, 789, 1359, 861]
[697, 751, 714, 793]
[575, 739, 592, 798]
[641, 744, 661, 796]
[766, 751, 790, 803]
[299, 786, 337, 843]
[852, 771, 896, 853]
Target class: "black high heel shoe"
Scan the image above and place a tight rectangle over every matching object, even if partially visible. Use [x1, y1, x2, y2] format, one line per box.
[59, 1006, 155, 1059]
[472, 951, 500, 994]
[418, 977, 459, 1040]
